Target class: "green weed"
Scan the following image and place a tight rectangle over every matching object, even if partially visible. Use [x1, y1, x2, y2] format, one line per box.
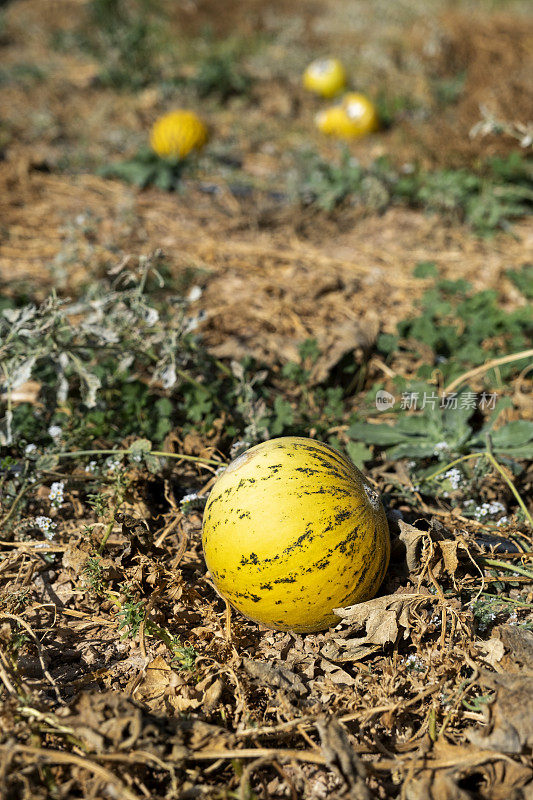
[431, 71, 466, 106]
[100, 149, 190, 191]
[349, 386, 533, 462]
[82, 556, 106, 595]
[192, 51, 252, 101]
[297, 150, 532, 234]
[62, 0, 164, 90]
[507, 264, 533, 299]
[378, 273, 533, 384]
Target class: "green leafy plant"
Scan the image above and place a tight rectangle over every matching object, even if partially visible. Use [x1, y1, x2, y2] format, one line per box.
[378, 276, 533, 384]
[100, 149, 189, 191]
[113, 589, 196, 668]
[82, 556, 106, 595]
[507, 264, 533, 299]
[0, 254, 219, 448]
[395, 155, 533, 235]
[116, 596, 146, 638]
[349, 386, 533, 462]
[192, 52, 252, 101]
[297, 149, 366, 212]
[373, 91, 422, 128]
[297, 151, 532, 233]
[74, 0, 163, 90]
[431, 70, 466, 106]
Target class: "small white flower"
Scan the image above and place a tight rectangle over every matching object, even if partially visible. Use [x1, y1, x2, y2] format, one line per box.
[474, 501, 506, 520]
[442, 468, 462, 492]
[48, 425, 62, 439]
[35, 516, 57, 539]
[131, 453, 143, 463]
[404, 654, 425, 671]
[433, 441, 448, 454]
[49, 481, 64, 508]
[187, 285, 202, 302]
[180, 493, 198, 506]
[106, 458, 122, 474]
[496, 516, 508, 526]
[85, 460, 98, 473]
[25, 443, 37, 455]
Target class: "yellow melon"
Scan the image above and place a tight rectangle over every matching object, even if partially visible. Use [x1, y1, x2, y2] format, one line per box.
[202, 437, 390, 633]
[150, 110, 208, 159]
[303, 58, 347, 98]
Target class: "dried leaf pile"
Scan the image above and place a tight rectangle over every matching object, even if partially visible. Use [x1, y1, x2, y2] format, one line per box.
[1, 493, 532, 798]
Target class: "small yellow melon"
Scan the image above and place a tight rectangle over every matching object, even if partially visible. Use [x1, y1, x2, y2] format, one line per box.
[202, 437, 390, 633]
[303, 58, 346, 98]
[150, 110, 208, 159]
[315, 93, 379, 139]
[341, 92, 379, 135]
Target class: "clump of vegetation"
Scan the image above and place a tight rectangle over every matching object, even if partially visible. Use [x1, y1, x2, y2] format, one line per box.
[192, 51, 252, 101]
[377, 269, 533, 383]
[58, 0, 165, 90]
[100, 148, 191, 190]
[396, 155, 533, 235]
[297, 150, 533, 234]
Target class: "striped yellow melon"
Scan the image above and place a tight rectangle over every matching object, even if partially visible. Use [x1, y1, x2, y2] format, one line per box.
[201, 436, 390, 633]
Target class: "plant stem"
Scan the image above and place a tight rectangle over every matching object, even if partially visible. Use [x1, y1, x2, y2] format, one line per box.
[56, 448, 223, 468]
[0, 481, 42, 531]
[479, 592, 533, 609]
[425, 450, 532, 529]
[485, 451, 533, 528]
[98, 518, 116, 555]
[480, 558, 533, 580]
[425, 453, 481, 482]
[444, 348, 533, 394]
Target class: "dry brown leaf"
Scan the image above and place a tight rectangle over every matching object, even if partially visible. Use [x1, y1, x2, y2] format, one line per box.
[405, 770, 472, 800]
[397, 520, 428, 574]
[201, 678, 224, 712]
[322, 590, 427, 662]
[405, 740, 533, 800]
[62, 546, 90, 574]
[320, 638, 380, 663]
[316, 716, 372, 800]
[496, 624, 533, 671]
[135, 656, 173, 703]
[242, 657, 307, 695]
[474, 638, 505, 669]
[437, 540, 459, 579]
[467, 671, 533, 754]
[309, 317, 378, 385]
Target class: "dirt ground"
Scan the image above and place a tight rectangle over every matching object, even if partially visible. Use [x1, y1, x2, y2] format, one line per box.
[1, 1, 532, 360]
[1, 1, 532, 799]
